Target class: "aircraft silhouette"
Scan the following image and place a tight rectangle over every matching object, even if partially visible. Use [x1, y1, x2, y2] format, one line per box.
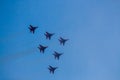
[48, 65, 58, 74]
[28, 25, 38, 34]
[53, 51, 63, 60]
[58, 37, 69, 46]
[44, 32, 55, 40]
[38, 45, 48, 53]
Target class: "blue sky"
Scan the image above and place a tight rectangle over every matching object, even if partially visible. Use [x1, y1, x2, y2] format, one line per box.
[0, 0, 120, 80]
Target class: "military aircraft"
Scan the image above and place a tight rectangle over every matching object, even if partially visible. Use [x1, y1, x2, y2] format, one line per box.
[53, 51, 63, 60]
[28, 25, 38, 34]
[58, 37, 69, 46]
[44, 32, 55, 40]
[48, 65, 58, 74]
[38, 44, 48, 53]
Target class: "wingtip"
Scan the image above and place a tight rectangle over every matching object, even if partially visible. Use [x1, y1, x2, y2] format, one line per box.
[46, 31, 48, 33]
[60, 37, 62, 39]
[54, 51, 55, 52]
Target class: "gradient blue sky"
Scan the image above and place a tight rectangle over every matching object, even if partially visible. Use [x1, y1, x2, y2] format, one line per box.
[0, 0, 120, 80]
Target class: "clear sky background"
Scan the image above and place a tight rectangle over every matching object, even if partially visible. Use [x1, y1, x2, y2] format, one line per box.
[0, 0, 120, 80]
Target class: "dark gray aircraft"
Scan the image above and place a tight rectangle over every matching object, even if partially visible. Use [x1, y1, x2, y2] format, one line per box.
[28, 25, 38, 34]
[58, 37, 69, 46]
[48, 65, 58, 74]
[44, 32, 55, 40]
[38, 45, 48, 53]
[53, 51, 63, 60]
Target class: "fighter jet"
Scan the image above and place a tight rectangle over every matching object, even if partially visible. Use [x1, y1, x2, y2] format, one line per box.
[38, 44, 48, 53]
[28, 25, 38, 34]
[58, 37, 69, 46]
[48, 65, 58, 74]
[53, 51, 63, 60]
[44, 32, 55, 40]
